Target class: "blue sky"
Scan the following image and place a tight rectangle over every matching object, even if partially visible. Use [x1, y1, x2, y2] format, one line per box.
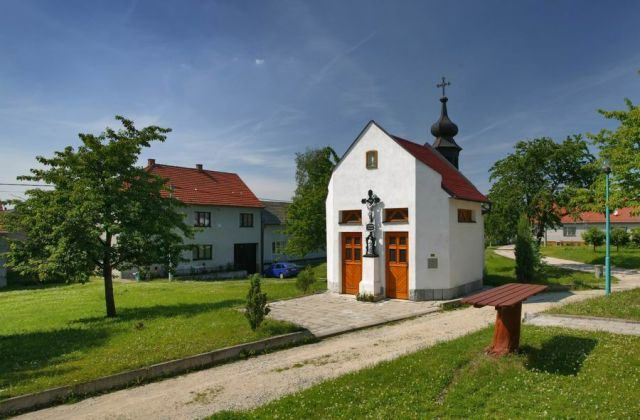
[1, 0, 639, 201]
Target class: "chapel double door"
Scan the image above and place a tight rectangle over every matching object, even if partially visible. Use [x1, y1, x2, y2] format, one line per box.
[385, 231, 408, 299]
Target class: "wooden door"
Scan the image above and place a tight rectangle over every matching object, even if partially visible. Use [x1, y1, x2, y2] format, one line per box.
[234, 243, 257, 274]
[386, 232, 408, 299]
[342, 232, 362, 294]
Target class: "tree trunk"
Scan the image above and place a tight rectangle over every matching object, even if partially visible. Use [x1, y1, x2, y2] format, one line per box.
[103, 234, 117, 317]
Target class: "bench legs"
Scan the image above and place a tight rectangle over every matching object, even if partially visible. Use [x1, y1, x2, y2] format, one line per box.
[487, 303, 522, 356]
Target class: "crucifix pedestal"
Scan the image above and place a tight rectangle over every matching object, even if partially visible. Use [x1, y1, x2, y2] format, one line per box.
[359, 255, 383, 299]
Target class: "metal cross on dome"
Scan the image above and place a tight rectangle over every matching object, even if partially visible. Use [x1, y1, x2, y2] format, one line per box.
[437, 76, 451, 97]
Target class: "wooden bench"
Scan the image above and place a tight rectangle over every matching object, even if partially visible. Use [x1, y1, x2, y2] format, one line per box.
[461, 283, 548, 356]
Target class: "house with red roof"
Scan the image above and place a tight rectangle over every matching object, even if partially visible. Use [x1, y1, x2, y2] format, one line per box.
[545, 207, 640, 245]
[145, 160, 264, 276]
[326, 90, 488, 300]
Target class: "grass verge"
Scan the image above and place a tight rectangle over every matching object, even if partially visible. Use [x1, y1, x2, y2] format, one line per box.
[541, 245, 640, 270]
[548, 288, 640, 321]
[0, 264, 326, 400]
[212, 326, 640, 418]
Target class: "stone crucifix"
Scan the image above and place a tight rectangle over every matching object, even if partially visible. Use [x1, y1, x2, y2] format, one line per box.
[361, 189, 381, 257]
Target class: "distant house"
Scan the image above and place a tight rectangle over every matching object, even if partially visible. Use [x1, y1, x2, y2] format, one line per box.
[145, 160, 264, 276]
[261, 199, 326, 266]
[545, 207, 640, 245]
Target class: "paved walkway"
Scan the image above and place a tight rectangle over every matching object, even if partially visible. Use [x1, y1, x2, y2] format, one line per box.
[495, 245, 640, 291]
[269, 292, 441, 337]
[18, 291, 591, 420]
[526, 313, 640, 335]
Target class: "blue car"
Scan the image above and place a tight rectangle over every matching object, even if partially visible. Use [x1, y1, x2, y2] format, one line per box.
[263, 262, 300, 278]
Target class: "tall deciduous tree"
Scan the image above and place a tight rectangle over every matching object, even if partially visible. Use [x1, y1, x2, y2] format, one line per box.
[572, 95, 640, 213]
[4, 116, 191, 317]
[285, 147, 339, 256]
[486, 136, 597, 244]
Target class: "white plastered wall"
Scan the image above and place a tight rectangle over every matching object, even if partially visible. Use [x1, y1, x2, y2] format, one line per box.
[447, 198, 484, 288]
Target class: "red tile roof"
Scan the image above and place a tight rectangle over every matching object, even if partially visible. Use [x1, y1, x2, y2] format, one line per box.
[146, 163, 263, 208]
[391, 135, 489, 203]
[561, 207, 640, 224]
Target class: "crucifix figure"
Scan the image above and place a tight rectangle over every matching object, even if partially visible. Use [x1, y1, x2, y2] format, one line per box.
[437, 76, 450, 97]
[361, 189, 381, 257]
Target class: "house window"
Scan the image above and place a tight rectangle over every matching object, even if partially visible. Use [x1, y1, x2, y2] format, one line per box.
[457, 209, 475, 223]
[563, 226, 576, 237]
[272, 240, 287, 254]
[340, 210, 362, 224]
[384, 208, 409, 223]
[193, 244, 213, 260]
[240, 213, 254, 227]
[366, 150, 378, 169]
[195, 211, 211, 227]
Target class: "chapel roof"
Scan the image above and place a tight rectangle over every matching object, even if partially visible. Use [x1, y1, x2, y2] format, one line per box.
[390, 133, 489, 203]
[146, 161, 263, 208]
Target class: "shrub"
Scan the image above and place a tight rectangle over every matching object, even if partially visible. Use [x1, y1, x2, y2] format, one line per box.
[515, 214, 540, 283]
[630, 227, 640, 247]
[245, 274, 270, 331]
[582, 227, 605, 252]
[295, 266, 316, 292]
[611, 228, 630, 251]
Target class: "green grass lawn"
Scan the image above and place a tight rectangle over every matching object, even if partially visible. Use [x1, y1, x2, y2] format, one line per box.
[0, 263, 326, 400]
[484, 249, 608, 290]
[541, 245, 640, 269]
[213, 326, 640, 419]
[549, 288, 640, 321]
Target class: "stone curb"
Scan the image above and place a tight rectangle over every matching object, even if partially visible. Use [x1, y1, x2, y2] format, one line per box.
[0, 330, 314, 417]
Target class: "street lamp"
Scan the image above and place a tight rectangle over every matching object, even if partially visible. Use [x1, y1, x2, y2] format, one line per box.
[603, 163, 611, 295]
[168, 184, 175, 282]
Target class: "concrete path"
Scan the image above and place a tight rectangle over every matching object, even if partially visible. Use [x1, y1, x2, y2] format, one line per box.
[526, 313, 640, 335]
[269, 292, 441, 337]
[494, 245, 640, 291]
[17, 291, 592, 420]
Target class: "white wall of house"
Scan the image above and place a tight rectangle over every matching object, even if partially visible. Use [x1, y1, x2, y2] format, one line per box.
[327, 123, 417, 294]
[177, 205, 261, 273]
[262, 225, 325, 264]
[546, 222, 640, 244]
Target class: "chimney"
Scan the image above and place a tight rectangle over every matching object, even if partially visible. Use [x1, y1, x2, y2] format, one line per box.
[147, 158, 156, 167]
[196, 164, 203, 171]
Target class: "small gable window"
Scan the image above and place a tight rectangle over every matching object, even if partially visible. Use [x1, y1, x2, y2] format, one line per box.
[366, 150, 378, 169]
[384, 208, 409, 223]
[457, 209, 475, 223]
[340, 210, 362, 224]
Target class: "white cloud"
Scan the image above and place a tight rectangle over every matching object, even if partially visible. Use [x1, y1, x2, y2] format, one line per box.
[254, 58, 265, 66]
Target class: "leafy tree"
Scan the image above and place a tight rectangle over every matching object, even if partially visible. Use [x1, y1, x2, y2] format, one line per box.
[631, 227, 640, 248]
[611, 228, 630, 251]
[582, 227, 605, 252]
[3, 116, 191, 317]
[245, 274, 270, 331]
[486, 136, 596, 245]
[295, 265, 316, 292]
[514, 214, 539, 282]
[285, 147, 339, 256]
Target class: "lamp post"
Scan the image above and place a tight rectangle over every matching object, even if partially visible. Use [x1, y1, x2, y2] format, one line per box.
[168, 184, 175, 282]
[603, 164, 611, 295]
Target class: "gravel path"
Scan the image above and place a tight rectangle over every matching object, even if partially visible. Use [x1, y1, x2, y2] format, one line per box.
[18, 291, 591, 420]
[526, 313, 640, 335]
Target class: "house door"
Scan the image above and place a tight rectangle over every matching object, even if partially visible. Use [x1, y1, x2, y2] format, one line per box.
[341, 232, 362, 295]
[386, 232, 408, 299]
[234, 243, 258, 274]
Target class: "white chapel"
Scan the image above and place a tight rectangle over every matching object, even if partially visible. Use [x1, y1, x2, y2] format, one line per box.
[326, 83, 489, 300]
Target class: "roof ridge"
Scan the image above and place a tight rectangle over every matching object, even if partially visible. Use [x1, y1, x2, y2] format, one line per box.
[147, 162, 241, 176]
